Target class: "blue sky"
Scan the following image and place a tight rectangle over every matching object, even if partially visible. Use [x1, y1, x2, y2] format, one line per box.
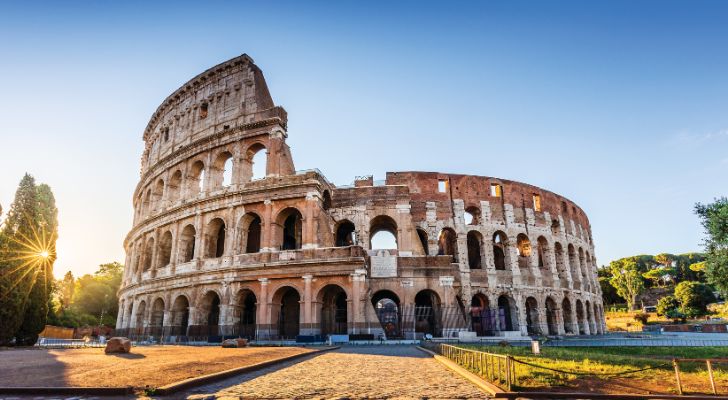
[0, 1, 726, 278]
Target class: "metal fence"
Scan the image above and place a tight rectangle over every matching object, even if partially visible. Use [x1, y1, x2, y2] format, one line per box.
[438, 343, 516, 391]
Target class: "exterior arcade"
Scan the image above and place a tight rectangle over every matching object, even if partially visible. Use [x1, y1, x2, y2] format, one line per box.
[116, 54, 606, 341]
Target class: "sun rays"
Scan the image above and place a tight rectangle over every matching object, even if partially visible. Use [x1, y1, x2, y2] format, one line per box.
[0, 213, 56, 300]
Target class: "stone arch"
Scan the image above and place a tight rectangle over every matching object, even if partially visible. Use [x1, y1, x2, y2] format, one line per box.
[554, 242, 568, 284]
[276, 207, 303, 250]
[170, 294, 190, 336]
[517, 234, 532, 268]
[464, 205, 481, 225]
[493, 231, 508, 270]
[576, 299, 586, 334]
[134, 300, 147, 328]
[317, 284, 348, 336]
[238, 212, 262, 253]
[142, 188, 152, 216]
[470, 293, 494, 335]
[235, 289, 257, 339]
[335, 220, 356, 247]
[525, 296, 541, 335]
[178, 224, 196, 263]
[142, 237, 155, 272]
[197, 290, 222, 336]
[157, 230, 173, 268]
[568, 244, 580, 285]
[545, 296, 559, 335]
[586, 299, 595, 334]
[537, 236, 550, 269]
[369, 215, 398, 250]
[212, 150, 234, 187]
[497, 294, 518, 331]
[271, 286, 301, 339]
[246, 142, 267, 181]
[437, 228, 458, 262]
[150, 297, 165, 331]
[204, 217, 227, 258]
[416, 228, 429, 255]
[467, 230, 483, 269]
[578, 247, 587, 288]
[372, 290, 402, 339]
[322, 190, 332, 210]
[152, 178, 164, 211]
[188, 160, 205, 195]
[414, 289, 442, 337]
[562, 297, 575, 334]
[168, 170, 182, 203]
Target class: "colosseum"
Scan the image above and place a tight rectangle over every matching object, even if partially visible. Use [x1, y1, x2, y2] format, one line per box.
[115, 54, 606, 342]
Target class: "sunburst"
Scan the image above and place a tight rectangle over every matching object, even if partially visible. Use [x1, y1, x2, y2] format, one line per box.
[0, 213, 56, 300]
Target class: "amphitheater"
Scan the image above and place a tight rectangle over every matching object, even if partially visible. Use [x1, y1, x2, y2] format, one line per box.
[115, 54, 606, 341]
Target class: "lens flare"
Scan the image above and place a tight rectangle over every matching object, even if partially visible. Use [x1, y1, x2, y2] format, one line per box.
[0, 213, 56, 299]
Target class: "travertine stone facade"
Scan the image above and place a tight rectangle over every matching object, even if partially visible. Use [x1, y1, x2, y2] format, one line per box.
[116, 54, 606, 341]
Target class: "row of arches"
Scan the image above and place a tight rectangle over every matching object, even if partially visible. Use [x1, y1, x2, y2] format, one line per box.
[136, 144, 268, 221]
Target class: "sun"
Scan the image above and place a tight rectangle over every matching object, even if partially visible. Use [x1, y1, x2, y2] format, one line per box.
[38, 250, 50, 259]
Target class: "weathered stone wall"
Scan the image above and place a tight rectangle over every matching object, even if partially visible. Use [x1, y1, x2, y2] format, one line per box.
[117, 54, 606, 340]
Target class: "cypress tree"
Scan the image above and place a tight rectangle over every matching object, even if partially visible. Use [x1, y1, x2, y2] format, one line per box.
[14, 183, 58, 345]
[0, 174, 40, 344]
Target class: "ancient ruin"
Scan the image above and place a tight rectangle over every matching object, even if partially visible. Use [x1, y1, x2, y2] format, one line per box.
[115, 54, 605, 341]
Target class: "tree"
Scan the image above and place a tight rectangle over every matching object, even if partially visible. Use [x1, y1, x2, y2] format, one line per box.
[0, 174, 40, 345]
[674, 281, 715, 317]
[598, 267, 622, 304]
[695, 198, 728, 296]
[642, 266, 675, 288]
[14, 183, 58, 345]
[609, 258, 645, 310]
[72, 262, 123, 326]
[58, 271, 75, 310]
[656, 295, 679, 316]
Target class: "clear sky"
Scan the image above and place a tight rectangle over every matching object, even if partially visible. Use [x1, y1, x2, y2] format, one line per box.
[0, 1, 726, 279]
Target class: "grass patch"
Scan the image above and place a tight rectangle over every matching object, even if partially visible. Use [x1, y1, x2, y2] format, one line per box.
[458, 345, 728, 390]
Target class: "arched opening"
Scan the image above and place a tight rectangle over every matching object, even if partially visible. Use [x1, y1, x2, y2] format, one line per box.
[464, 206, 481, 225]
[125, 302, 133, 329]
[152, 179, 164, 211]
[239, 213, 262, 253]
[272, 287, 300, 339]
[537, 236, 549, 269]
[562, 298, 575, 334]
[579, 248, 587, 286]
[189, 160, 205, 194]
[568, 244, 579, 284]
[372, 290, 401, 339]
[497, 295, 517, 331]
[517, 234, 532, 268]
[322, 190, 331, 210]
[545, 297, 558, 335]
[470, 294, 494, 336]
[493, 232, 508, 270]
[168, 170, 182, 202]
[205, 218, 226, 258]
[416, 228, 429, 255]
[335, 220, 356, 247]
[414, 290, 442, 337]
[576, 299, 586, 334]
[319, 285, 348, 336]
[199, 291, 221, 337]
[179, 224, 196, 263]
[237, 290, 257, 339]
[249, 144, 267, 181]
[555, 242, 567, 282]
[150, 298, 165, 335]
[369, 215, 398, 250]
[586, 300, 594, 334]
[467, 231, 483, 269]
[143, 189, 152, 216]
[158, 231, 173, 268]
[171, 295, 190, 336]
[525, 297, 540, 335]
[437, 228, 458, 262]
[143, 238, 154, 272]
[277, 208, 303, 250]
[135, 300, 146, 329]
[215, 151, 233, 187]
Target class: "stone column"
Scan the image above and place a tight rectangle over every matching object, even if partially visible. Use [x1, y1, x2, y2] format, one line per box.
[257, 278, 270, 339]
[262, 199, 273, 252]
[303, 193, 318, 249]
[351, 269, 366, 334]
[302, 275, 314, 335]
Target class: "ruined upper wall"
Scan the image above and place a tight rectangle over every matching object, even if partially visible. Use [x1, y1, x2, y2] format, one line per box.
[139, 54, 286, 173]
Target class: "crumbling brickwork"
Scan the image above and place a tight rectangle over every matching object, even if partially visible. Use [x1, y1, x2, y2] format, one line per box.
[116, 54, 606, 341]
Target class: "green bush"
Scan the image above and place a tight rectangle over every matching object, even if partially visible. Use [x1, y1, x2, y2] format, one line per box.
[656, 296, 679, 316]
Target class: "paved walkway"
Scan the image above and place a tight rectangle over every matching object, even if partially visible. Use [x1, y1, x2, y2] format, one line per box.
[183, 346, 485, 399]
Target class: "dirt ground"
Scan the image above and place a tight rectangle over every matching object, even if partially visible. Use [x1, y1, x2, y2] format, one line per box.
[0, 345, 313, 389]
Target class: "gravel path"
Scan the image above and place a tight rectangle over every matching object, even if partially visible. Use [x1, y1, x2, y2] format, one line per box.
[183, 346, 485, 399]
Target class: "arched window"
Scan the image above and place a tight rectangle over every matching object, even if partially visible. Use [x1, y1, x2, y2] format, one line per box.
[322, 190, 332, 210]
[517, 234, 531, 268]
[189, 160, 205, 195]
[213, 151, 233, 187]
[239, 213, 262, 253]
[464, 206, 481, 225]
[152, 179, 164, 211]
[205, 218, 226, 258]
[247, 144, 267, 181]
[493, 231, 508, 270]
[179, 224, 196, 263]
[157, 231, 173, 268]
[372, 290, 401, 338]
[416, 228, 429, 255]
[537, 236, 549, 269]
[168, 170, 182, 203]
[437, 228, 458, 262]
[467, 231, 482, 269]
[143, 237, 154, 271]
[369, 215, 398, 250]
[335, 220, 356, 247]
[277, 208, 303, 250]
